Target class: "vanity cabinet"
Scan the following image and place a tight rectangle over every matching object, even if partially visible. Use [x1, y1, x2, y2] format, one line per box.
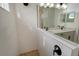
[56, 31, 75, 42]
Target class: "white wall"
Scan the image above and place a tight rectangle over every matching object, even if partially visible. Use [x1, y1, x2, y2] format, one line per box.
[0, 4, 18, 56]
[15, 3, 38, 53]
[0, 3, 39, 55]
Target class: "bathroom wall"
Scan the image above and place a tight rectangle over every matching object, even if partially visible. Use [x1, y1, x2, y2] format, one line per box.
[0, 4, 18, 55]
[15, 3, 38, 53]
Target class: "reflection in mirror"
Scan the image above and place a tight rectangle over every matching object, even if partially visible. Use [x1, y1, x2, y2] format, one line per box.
[60, 13, 66, 22]
[38, 3, 67, 29]
[61, 12, 75, 22]
[66, 12, 75, 22]
[37, 3, 79, 44]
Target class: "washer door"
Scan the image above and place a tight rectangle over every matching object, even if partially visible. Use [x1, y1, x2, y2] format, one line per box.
[53, 45, 62, 56]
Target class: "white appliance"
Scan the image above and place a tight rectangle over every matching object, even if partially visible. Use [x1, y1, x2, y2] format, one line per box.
[38, 28, 79, 56]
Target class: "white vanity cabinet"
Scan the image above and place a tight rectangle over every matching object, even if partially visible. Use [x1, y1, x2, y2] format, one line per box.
[56, 31, 75, 42]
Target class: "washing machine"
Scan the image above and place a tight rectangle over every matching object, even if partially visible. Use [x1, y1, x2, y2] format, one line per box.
[38, 29, 79, 56]
[42, 36, 64, 56]
[45, 37, 79, 56]
[50, 38, 63, 56]
[50, 38, 79, 56]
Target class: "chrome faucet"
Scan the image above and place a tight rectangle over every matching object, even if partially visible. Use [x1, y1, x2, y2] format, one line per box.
[44, 26, 48, 31]
[61, 26, 64, 30]
[57, 25, 61, 29]
[57, 25, 64, 30]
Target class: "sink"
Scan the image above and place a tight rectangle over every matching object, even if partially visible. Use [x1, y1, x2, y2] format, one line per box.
[48, 28, 75, 34]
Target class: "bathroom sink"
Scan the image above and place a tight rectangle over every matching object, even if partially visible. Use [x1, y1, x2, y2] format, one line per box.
[48, 28, 75, 34]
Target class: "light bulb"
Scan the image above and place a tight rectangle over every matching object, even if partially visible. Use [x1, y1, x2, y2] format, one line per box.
[44, 3, 47, 8]
[62, 4, 67, 9]
[46, 3, 50, 6]
[44, 5, 47, 8]
[39, 3, 44, 7]
[49, 3, 54, 8]
[56, 4, 60, 9]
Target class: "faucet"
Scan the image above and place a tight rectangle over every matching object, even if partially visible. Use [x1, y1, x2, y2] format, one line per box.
[61, 26, 64, 30]
[44, 26, 48, 31]
[57, 25, 61, 29]
[57, 25, 64, 30]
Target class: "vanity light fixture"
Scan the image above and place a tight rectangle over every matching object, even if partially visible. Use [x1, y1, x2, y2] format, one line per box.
[49, 3, 54, 8]
[46, 3, 50, 6]
[39, 3, 44, 7]
[56, 3, 67, 9]
[56, 3, 61, 9]
[39, 3, 67, 9]
[62, 3, 67, 9]
[43, 3, 48, 8]
[44, 5, 47, 8]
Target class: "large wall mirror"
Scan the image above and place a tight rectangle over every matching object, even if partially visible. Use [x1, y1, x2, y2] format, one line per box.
[37, 3, 79, 44]
[38, 3, 76, 29]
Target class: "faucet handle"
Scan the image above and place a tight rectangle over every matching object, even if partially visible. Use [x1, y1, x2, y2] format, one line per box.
[61, 26, 64, 30]
[57, 25, 60, 29]
[44, 26, 48, 31]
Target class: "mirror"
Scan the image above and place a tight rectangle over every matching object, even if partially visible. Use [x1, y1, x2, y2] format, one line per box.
[60, 12, 75, 23]
[38, 5, 68, 29]
[61, 12, 75, 22]
[66, 12, 75, 22]
[37, 3, 79, 44]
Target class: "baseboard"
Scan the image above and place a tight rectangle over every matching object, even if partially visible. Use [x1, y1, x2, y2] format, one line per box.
[18, 49, 40, 56]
